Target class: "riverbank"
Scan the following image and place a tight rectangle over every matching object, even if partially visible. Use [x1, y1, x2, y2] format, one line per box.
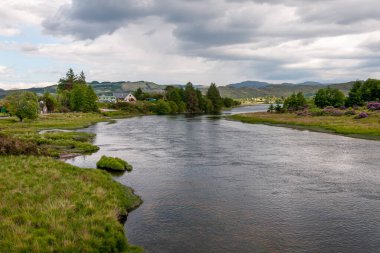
[0, 112, 144, 252]
[229, 112, 380, 140]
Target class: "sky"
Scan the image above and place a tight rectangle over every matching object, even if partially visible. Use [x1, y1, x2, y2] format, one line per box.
[1, 0, 380, 89]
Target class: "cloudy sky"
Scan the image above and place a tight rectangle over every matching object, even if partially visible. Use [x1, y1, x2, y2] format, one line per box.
[1, 0, 380, 89]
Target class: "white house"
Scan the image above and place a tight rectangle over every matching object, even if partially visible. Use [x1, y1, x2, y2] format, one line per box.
[98, 95, 117, 103]
[123, 93, 137, 103]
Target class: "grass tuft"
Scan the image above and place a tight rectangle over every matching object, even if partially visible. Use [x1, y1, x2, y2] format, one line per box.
[97, 156, 133, 172]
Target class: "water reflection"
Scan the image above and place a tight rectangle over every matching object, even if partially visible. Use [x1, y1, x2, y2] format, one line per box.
[67, 105, 380, 253]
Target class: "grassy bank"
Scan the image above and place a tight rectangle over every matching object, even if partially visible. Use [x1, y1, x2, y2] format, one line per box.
[230, 112, 380, 140]
[0, 156, 142, 252]
[0, 112, 144, 252]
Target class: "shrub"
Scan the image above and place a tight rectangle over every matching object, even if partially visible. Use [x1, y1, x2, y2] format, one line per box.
[309, 108, 324, 116]
[154, 100, 171, 115]
[314, 87, 345, 108]
[344, 109, 356, 116]
[296, 110, 310, 116]
[96, 156, 132, 172]
[0, 135, 39, 155]
[5, 92, 39, 122]
[356, 112, 369, 119]
[323, 107, 344, 116]
[367, 102, 380, 111]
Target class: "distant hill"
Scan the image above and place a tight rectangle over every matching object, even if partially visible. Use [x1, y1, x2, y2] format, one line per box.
[89, 81, 166, 95]
[228, 81, 270, 88]
[0, 80, 356, 99]
[216, 81, 355, 98]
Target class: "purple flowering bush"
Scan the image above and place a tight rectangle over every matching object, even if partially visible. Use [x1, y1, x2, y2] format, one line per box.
[356, 112, 369, 119]
[367, 102, 380, 111]
[323, 107, 344, 116]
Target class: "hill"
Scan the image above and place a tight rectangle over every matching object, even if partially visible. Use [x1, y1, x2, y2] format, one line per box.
[0, 80, 356, 99]
[228, 81, 270, 88]
[216, 81, 355, 98]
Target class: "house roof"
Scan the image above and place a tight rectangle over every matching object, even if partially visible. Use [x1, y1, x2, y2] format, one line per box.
[113, 92, 131, 99]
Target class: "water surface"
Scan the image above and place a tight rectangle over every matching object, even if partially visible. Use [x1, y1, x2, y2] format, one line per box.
[67, 105, 380, 253]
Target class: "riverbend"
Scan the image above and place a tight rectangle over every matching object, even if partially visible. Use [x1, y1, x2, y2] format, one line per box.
[68, 105, 380, 253]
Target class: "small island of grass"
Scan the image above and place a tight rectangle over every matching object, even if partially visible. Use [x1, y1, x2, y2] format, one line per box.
[97, 156, 133, 172]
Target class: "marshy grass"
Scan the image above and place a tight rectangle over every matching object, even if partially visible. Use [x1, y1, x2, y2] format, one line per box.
[0, 156, 143, 252]
[0, 113, 105, 157]
[97, 156, 133, 172]
[230, 112, 380, 140]
[0, 113, 145, 252]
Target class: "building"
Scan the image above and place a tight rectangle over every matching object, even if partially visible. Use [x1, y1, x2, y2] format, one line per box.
[112, 92, 137, 103]
[123, 93, 137, 103]
[98, 95, 117, 103]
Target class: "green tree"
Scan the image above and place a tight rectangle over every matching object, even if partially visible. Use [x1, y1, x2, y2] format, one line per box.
[360, 79, 380, 102]
[133, 88, 144, 100]
[184, 82, 200, 113]
[314, 87, 345, 108]
[223, 97, 235, 108]
[155, 100, 171, 115]
[283, 92, 306, 111]
[168, 101, 179, 114]
[345, 81, 363, 107]
[268, 103, 275, 112]
[58, 68, 76, 91]
[69, 84, 98, 112]
[83, 86, 98, 112]
[5, 92, 39, 122]
[275, 102, 282, 113]
[206, 83, 223, 114]
[42, 91, 58, 112]
[77, 71, 86, 84]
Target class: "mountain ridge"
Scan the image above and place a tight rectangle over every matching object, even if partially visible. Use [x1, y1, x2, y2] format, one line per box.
[0, 80, 356, 99]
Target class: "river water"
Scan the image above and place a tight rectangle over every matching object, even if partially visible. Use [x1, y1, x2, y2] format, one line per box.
[67, 105, 380, 253]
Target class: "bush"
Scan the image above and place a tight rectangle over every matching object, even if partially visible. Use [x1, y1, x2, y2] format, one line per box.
[283, 92, 307, 111]
[5, 92, 39, 122]
[154, 100, 171, 115]
[314, 87, 345, 108]
[168, 101, 179, 114]
[344, 109, 356, 116]
[96, 156, 132, 171]
[356, 112, 369, 119]
[322, 107, 344, 116]
[309, 108, 324, 116]
[367, 102, 380, 111]
[0, 135, 39, 155]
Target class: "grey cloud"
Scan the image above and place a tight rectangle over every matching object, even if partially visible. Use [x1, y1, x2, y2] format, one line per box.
[41, 0, 380, 81]
[43, 0, 153, 39]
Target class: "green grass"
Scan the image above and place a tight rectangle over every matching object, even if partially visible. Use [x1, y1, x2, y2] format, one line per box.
[97, 156, 133, 172]
[0, 156, 143, 253]
[0, 112, 145, 252]
[230, 111, 380, 140]
[0, 113, 114, 157]
[0, 113, 106, 135]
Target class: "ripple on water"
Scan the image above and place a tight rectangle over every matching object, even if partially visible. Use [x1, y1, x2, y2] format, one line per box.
[66, 106, 380, 253]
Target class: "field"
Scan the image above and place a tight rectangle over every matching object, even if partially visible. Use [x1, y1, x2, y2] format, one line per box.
[230, 112, 380, 140]
[0, 112, 144, 252]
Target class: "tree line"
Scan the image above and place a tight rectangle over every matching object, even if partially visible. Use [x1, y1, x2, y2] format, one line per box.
[268, 78, 380, 113]
[2, 69, 98, 121]
[2, 68, 240, 121]
[113, 82, 240, 115]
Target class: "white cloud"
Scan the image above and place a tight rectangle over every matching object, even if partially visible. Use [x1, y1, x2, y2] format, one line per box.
[1, 0, 380, 89]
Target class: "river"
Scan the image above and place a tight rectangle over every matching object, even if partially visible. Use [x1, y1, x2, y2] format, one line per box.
[67, 105, 380, 253]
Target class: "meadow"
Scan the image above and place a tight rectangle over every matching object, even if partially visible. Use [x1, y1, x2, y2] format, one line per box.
[230, 111, 380, 140]
[0, 112, 144, 252]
